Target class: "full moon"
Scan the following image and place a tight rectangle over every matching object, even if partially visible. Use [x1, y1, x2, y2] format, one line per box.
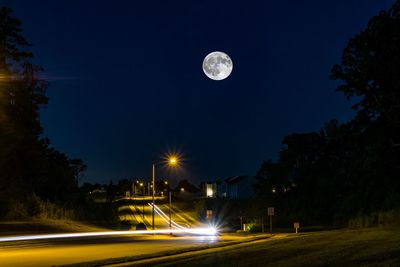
[202, 51, 233, 81]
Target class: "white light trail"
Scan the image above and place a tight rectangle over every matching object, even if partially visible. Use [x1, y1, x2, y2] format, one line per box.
[0, 227, 217, 243]
[0, 203, 218, 243]
[148, 203, 186, 230]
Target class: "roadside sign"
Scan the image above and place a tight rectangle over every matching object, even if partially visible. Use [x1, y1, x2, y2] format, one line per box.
[294, 222, 300, 233]
[267, 207, 274, 216]
[267, 207, 274, 235]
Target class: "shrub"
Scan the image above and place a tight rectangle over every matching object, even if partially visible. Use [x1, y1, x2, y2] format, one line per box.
[348, 210, 400, 228]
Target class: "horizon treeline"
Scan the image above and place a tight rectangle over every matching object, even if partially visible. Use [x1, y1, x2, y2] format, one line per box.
[254, 1, 400, 226]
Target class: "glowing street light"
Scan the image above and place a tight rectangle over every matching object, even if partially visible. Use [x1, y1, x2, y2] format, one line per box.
[152, 154, 180, 230]
[168, 156, 178, 166]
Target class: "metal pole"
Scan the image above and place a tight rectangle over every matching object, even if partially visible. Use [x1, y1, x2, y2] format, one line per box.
[132, 182, 135, 210]
[152, 163, 155, 230]
[142, 195, 144, 220]
[269, 215, 272, 235]
[169, 191, 172, 231]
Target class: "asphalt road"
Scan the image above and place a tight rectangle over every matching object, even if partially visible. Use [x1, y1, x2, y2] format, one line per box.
[117, 200, 197, 230]
[0, 234, 225, 267]
[0, 201, 222, 266]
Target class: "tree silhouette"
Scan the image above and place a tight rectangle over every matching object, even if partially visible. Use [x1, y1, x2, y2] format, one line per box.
[0, 6, 86, 218]
[255, 1, 400, 226]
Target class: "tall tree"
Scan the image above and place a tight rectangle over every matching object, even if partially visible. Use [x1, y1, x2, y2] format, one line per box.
[331, 0, 400, 214]
[0, 6, 48, 210]
[331, 1, 400, 131]
[0, 7, 85, 217]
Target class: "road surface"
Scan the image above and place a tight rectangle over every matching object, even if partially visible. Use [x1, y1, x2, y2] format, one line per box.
[0, 233, 228, 266]
[0, 200, 220, 266]
[117, 199, 198, 230]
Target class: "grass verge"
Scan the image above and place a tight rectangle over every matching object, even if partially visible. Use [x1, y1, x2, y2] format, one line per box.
[154, 227, 400, 267]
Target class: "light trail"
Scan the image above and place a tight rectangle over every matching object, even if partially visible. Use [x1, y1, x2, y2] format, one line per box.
[0, 227, 217, 243]
[0, 203, 218, 243]
[148, 203, 186, 230]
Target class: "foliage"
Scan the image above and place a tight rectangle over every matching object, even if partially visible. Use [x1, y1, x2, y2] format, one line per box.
[2, 192, 118, 222]
[331, 2, 400, 128]
[255, 1, 400, 227]
[0, 6, 88, 219]
[348, 209, 400, 228]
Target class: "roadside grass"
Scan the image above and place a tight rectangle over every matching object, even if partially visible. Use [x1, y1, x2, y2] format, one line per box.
[155, 228, 400, 267]
[0, 219, 109, 237]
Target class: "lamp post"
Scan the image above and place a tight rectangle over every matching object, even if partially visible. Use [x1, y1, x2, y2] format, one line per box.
[151, 155, 179, 230]
[152, 163, 155, 230]
[139, 182, 144, 219]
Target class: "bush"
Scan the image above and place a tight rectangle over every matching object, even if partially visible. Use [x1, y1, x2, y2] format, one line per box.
[348, 210, 400, 228]
[26, 193, 44, 217]
[5, 201, 28, 220]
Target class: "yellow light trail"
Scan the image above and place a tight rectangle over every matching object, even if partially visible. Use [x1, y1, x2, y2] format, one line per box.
[149, 203, 186, 230]
[0, 202, 218, 243]
[0, 227, 217, 243]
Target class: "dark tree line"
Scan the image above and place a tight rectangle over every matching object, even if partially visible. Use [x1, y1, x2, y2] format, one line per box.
[0, 7, 86, 219]
[255, 1, 400, 226]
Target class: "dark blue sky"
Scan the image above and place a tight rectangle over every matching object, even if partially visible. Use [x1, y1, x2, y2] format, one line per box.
[7, 0, 394, 185]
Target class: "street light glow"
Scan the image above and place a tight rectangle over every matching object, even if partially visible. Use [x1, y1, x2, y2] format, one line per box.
[168, 156, 178, 166]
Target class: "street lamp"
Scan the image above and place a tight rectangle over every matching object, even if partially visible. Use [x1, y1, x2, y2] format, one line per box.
[139, 182, 144, 219]
[169, 156, 178, 166]
[151, 155, 180, 230]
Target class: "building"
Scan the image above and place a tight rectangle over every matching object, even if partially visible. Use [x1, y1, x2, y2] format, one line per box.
[202, 176, 256, 199]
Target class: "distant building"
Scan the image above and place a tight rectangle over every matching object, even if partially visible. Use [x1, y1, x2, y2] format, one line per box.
[204, 182, 217, 198]
[202, 176, 256, 199]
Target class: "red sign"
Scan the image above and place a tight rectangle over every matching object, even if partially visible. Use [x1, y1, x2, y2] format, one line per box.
[206, 210, 213, 220]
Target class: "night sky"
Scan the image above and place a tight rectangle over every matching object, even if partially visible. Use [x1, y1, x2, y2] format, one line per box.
[6, 0, 394, 185]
